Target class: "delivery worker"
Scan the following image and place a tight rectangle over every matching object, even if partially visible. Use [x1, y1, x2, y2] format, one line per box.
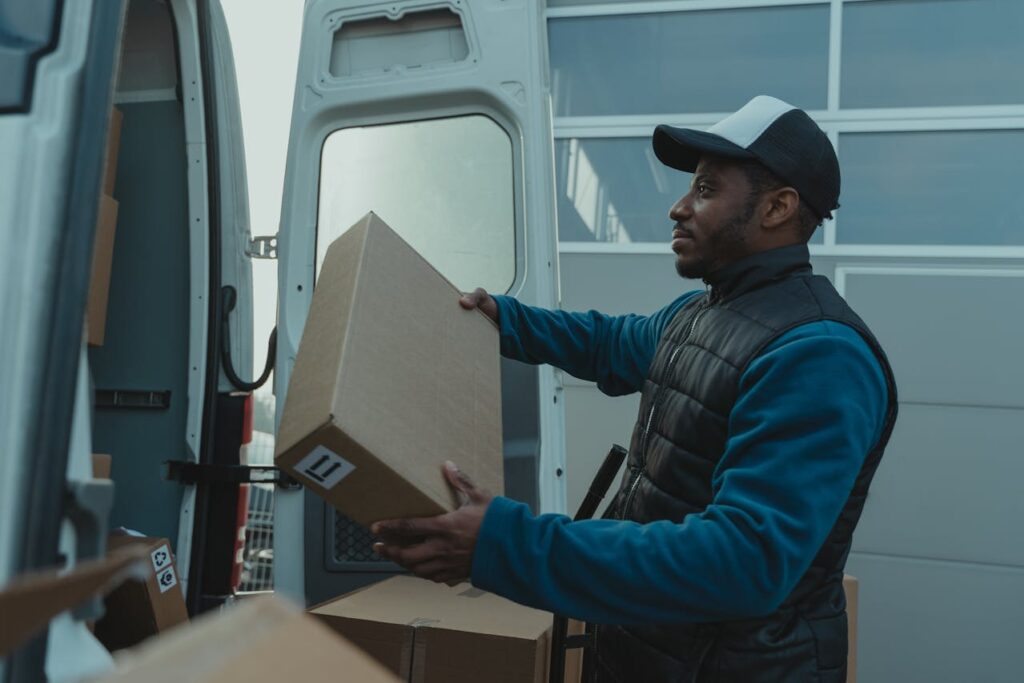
[372, 95, 898, 682]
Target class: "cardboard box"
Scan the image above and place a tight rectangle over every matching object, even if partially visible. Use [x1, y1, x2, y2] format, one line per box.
[844, 573, 858, 683]
[95, 595, 401, 683]
[87, 194, 119, 346]
[103, 107, 123, 195]
[311, 575, 552, 683]
[563, 619, 585, 683]
[93, 453, 112, 479]
[275, 212, 503, 527]
[93, 535, 188, 651]
[0, 544, 149, 657]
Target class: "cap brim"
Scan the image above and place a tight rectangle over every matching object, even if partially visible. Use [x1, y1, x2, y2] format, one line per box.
[652, 124, 755, 173]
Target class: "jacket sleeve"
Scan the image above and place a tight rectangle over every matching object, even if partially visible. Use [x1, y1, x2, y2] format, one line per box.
[492, 292, 699, 396]
[470, 320, 888, 624]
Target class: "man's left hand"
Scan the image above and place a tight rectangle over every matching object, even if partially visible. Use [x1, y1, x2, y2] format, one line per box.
[371, 461, 493, 584]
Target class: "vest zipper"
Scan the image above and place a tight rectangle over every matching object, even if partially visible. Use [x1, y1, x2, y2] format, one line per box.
[620, 299, 711, 520]
[594, 296, 713, 681]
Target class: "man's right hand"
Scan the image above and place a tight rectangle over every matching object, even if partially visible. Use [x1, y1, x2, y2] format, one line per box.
[459, 287, 499, 324]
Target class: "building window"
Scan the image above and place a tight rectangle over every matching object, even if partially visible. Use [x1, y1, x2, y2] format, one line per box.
[549, 5, 830, 117]
[838, 129, 1024, 245]
[548, 0, 1024, 252]
[841, 0, 1024, 109]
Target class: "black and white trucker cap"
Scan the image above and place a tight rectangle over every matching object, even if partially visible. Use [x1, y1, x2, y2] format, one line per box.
[652, 95, 840, 220]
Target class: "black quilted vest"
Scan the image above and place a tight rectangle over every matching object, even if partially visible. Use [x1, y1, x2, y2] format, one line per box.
[585, 245, 898, 683]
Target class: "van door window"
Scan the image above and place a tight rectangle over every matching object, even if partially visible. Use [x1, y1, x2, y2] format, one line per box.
[316, 115, 516, 294]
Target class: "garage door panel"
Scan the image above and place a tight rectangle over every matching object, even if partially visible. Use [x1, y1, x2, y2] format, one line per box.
[839, 269, 1024, 408]
[560, 252, 698, 316]
[845, 552, 1024, 683]
[564, 384, 639, 516]
[853, 403, 1024, 566]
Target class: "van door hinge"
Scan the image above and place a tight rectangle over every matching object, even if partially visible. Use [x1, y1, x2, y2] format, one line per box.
[246, 235, 278, 259]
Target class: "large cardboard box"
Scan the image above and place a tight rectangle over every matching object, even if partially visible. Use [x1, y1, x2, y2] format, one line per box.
[87, 193, 119, 346]
[275, 212, 503, 526]
[93, 535, 188, 651]
[0, 544, 149, 657]
[95, 595, 401, 683]
[311, 575, 552, 683]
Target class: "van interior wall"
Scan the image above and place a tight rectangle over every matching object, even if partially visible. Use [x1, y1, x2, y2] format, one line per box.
[89, 0, 189, 549]
[90, 99, 190, 546]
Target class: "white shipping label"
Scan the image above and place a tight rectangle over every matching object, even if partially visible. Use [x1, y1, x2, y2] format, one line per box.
[294, 445, 355, 490]
[156, 566, 178, 593]
[151, 544, 172, 572]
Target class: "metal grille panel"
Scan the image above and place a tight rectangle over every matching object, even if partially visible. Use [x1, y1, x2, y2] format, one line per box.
[239, 483, 275, 591]
[332, 511, 381, 563]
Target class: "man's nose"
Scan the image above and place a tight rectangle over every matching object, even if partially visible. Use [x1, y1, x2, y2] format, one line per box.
[669, 193, 692, 222]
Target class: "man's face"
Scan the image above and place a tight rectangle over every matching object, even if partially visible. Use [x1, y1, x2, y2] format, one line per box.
[669, 157, 758, 280]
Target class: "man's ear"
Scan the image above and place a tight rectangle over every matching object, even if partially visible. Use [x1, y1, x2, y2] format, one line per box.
[761, 187, 800, 231]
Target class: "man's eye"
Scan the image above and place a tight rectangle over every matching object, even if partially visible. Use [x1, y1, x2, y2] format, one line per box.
[696, 183, 710, 194]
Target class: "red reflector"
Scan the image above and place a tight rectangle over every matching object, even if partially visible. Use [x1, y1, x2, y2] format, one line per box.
[242, 392, 254, 445]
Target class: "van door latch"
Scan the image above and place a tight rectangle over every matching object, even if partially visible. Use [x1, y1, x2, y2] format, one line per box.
[246, 235, 278, 259]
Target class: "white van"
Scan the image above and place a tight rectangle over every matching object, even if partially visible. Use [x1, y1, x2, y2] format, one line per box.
[0, 0, 560, 680]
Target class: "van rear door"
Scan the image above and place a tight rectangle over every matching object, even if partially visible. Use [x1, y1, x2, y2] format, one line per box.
[274, 0, 564, 604]
[0, 1, 127, 681]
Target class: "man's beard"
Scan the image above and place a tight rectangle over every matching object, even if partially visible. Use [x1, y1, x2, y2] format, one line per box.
[675, 199, 756, 280]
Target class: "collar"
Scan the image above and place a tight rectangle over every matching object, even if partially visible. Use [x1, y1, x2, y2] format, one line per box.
[703, 244, 812, 303]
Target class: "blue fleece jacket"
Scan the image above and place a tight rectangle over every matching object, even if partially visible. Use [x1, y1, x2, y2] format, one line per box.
[469, 292, 888, 625]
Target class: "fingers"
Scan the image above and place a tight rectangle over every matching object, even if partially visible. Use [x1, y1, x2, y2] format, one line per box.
[459, 287, 489, 310]
[442, 461, 490, 505]
[459, 288, 498, 324]
[373, 537, 445, 567]
[374, 542, 470, 584]
[443, 460, 472, 507]
[371, 515, 448, 544]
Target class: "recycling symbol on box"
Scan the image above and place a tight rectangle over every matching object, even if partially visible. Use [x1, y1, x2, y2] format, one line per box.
[151, 545, 172, 572]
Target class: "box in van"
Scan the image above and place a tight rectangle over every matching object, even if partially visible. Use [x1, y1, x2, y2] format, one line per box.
[310, 575, 552, 683]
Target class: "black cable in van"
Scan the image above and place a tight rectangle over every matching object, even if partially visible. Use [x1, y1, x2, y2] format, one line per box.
[220, 285, 275, 392]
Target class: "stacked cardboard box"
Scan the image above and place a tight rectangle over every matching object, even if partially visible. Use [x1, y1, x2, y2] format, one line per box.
[95, 596, 401, 683]
[93, 535, 189, 651]
[311, 575, 554, 683]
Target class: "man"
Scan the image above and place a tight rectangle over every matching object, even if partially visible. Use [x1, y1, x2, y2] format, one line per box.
[373, 95, 898, 682]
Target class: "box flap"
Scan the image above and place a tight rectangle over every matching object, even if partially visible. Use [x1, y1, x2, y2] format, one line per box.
[0, 545, 149, 657]
[311, 576, 550, 641]
[96, 596, 401, 682]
